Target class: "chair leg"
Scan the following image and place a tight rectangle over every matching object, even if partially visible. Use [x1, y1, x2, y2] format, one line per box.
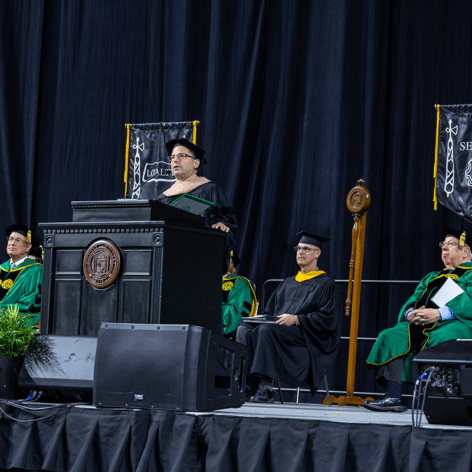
[276, 380, 284, 404]
[324, 375, 332, 406]
[296, 387, 300, 404]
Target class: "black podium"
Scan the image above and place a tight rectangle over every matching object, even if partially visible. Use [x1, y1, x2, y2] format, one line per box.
[39, 200, 226, 336]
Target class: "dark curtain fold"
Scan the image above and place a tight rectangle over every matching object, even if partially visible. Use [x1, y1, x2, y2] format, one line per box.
[196, 415, 412, 472]
[0, 1, 44, 228]
[2, 0, 472, 395]
[0, 406, 198, 471]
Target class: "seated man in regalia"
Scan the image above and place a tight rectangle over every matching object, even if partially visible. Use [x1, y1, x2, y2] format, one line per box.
[236, 231, 343, 403]
[222, 251, 257, 337]
[364, 228, 472, 412]
[0, 225, 43, 326]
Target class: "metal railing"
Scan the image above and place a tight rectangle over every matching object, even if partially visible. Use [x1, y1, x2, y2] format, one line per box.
[260, 278, 421, 311]
[260, 278, 420, 403]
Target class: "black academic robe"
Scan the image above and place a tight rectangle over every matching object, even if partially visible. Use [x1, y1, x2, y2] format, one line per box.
[239, 273, 342, 394]
[157, 182, 238, 266]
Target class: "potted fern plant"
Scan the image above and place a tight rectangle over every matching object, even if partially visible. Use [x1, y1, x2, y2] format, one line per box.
[0, 305, 38, 399]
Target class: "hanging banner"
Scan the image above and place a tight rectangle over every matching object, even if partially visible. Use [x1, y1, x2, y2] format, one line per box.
[124, 121, 199, 199]
[434, 104, 472, 222]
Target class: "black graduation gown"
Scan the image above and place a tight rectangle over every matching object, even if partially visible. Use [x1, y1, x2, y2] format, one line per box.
[241, 274, 342, 394]
[157, 182, 238, 266]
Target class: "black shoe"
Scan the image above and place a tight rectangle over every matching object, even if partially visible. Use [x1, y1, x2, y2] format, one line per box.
[362, 394, 407, 412]
[249, 383, 275, 403]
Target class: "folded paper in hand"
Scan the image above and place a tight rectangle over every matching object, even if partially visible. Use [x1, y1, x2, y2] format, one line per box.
[431, 277, 464, 308]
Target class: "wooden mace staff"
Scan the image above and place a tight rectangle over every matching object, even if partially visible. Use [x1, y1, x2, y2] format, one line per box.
[326, 179, 374, 406]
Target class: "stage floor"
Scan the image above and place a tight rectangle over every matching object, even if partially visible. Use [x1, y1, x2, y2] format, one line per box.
[188, 401, 472, 430]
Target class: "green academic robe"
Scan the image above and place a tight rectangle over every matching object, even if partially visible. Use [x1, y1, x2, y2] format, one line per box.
[0, 259, 43, 326]
[366, 262, 472, 382]
[222, 275, 257, 335]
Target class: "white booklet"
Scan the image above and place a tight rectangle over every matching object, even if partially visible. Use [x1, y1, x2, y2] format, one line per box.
[431, 277, 464, 308]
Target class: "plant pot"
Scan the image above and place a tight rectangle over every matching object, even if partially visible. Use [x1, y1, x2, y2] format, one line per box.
[0, 355, 25, 400]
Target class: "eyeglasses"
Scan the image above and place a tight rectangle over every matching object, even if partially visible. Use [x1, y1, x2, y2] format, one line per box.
[168, 153, 194, 162]
[7, 237, 27, 244]
[293, 246, 315, 253]
[439, 241, 459, 248]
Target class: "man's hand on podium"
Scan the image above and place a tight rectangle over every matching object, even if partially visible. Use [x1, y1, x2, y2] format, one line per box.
[212, 222, 230, 233]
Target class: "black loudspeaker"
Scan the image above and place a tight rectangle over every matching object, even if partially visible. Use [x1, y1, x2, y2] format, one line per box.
[93, 323, 247, 411]
[413, 339, 472, 425]
[18, 335, 97, 402]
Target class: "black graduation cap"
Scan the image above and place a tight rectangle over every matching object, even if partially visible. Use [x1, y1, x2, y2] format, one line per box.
[5, 224, 35, 244]
[225, 250, 241, 275]
[5, 224, 40, 247]
[165, 138, 207, 164]
[6, 224, 28, 238]
[230, 250, 241, 267]
[28, 231, 41, 250]
[28, 245, 43, 262]
[30, 233, 40, 248]
[297, 231, 330, 250]
[28, 245, 42, 256]
[444, 227, 472, 247]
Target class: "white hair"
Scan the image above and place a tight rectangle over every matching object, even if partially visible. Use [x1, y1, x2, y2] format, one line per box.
[464, 244, 472, 261]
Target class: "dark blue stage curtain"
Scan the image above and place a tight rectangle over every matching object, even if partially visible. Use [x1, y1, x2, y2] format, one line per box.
[0, 1, 44, 230]
[3, 0, 472, 396]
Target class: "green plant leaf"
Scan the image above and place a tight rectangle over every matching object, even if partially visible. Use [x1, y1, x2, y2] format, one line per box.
[0, 305, 38, 356]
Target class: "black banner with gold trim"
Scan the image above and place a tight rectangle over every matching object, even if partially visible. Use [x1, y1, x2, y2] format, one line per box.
[435, 104, 472, 221]
[124, 121, 197, 200]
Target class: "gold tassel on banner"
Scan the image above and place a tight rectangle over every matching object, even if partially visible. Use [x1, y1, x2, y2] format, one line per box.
[192, 120, 200, 144]
[124, 124, 131, 196]
[433, 104, 440, 210]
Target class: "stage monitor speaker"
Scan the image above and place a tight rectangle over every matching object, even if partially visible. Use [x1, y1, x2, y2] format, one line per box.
[18, 335, 96, 402]
[413, 339, 472, 425]
[93, 323, 247, 411]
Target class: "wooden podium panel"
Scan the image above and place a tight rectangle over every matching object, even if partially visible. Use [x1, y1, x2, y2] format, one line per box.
[39, 200, 226, 336]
